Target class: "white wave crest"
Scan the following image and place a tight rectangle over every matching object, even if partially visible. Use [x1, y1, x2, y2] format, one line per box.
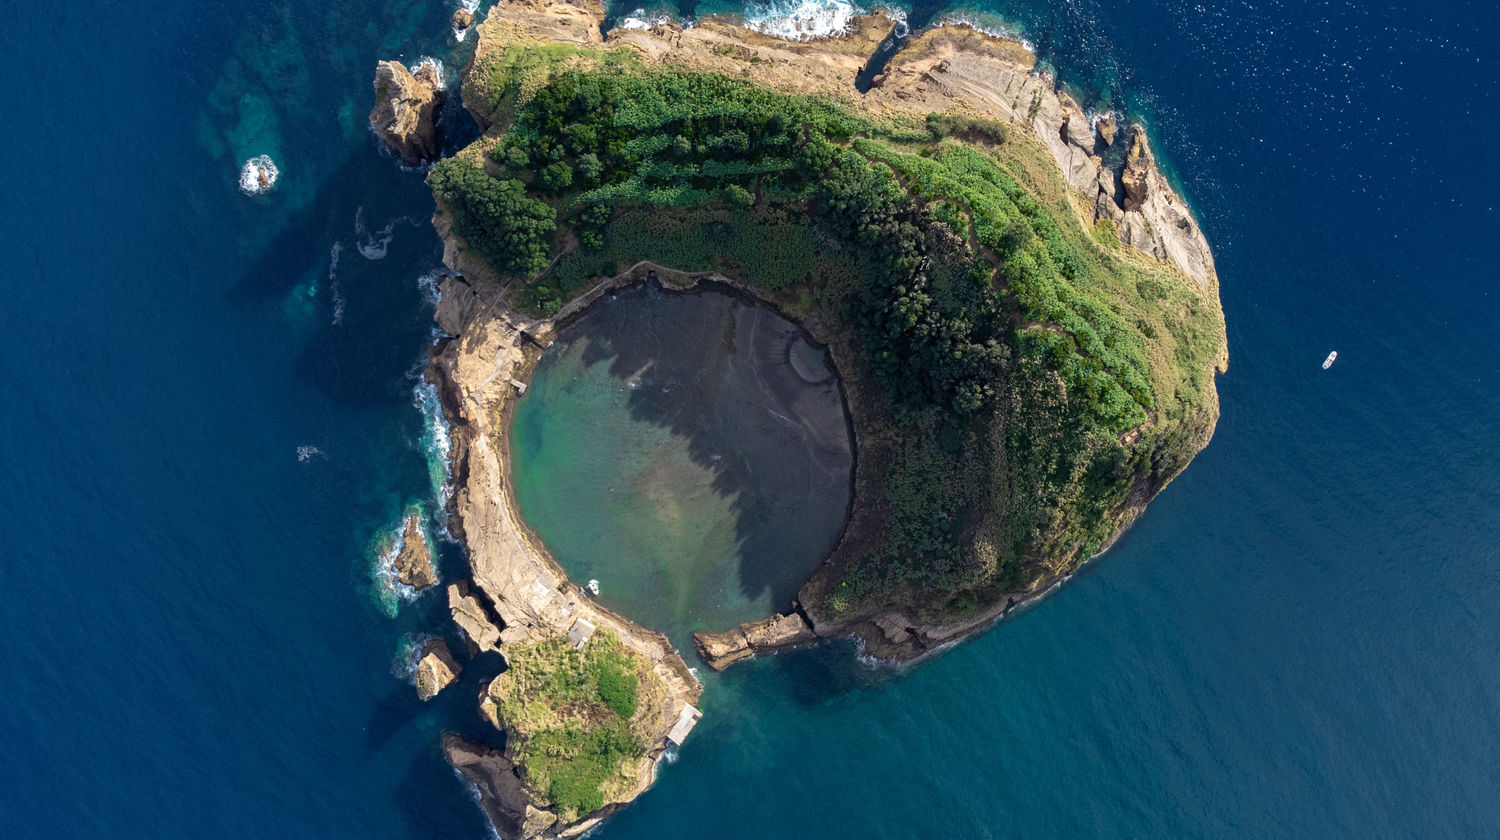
[417, 268, 449, 308]
[740, 0, 861, 41]
[874, 4, 908, 37]
[410, 56, 447, 89]
[934, 11, 1034, 53]
[452, 0, 480, 41]
[238, 154, 279, 195]
[296, 445, 324, 462]
[371, 522, 419, 616]
[413, 379, 454, 512]
[617, 7, 674, 30]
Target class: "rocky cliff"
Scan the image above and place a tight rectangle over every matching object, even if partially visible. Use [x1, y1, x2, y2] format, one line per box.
[369, 60, 445, 166]
[435, 0, 1226, 709]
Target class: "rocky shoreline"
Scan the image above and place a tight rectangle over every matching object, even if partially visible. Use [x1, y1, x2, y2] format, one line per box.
[409, 1, 1228, 834]
[427, 265, 704, 838]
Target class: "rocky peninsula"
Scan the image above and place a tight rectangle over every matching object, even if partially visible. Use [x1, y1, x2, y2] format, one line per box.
[400, 0, 1228, 835]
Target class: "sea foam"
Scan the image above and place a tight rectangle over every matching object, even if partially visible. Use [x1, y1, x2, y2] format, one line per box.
[354, 207, 396, 260]
[238, 154, 279, 195]
[617, 7, 675, 30]
[739, 0, 862, 41]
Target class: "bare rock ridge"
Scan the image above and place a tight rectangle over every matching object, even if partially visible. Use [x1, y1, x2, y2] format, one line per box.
[693, 613, 818, 671]
[393, 510, 437, 590]
[369, 60, 445, 166]
[415, 638, 461, 700]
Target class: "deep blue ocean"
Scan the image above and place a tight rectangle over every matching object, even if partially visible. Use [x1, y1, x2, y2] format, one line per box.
[2, 0, 1497, 837]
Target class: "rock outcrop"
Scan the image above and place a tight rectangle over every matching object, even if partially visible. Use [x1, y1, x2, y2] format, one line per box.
[449, 579, 503, 654]
[1121, 126, 1150, 212]
[443, 735, 556, 839]
[693, 612, 817, 671]
[415, 638, 461, 700]
[452, 8, 474, 33]
[394, 510, 438, 589]
[369, 60, 445, 166]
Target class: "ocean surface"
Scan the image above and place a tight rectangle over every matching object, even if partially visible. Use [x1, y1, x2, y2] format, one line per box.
[1, 0, 1496, 838]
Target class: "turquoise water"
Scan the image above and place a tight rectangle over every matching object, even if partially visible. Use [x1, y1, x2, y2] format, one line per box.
[510, 284, 852, 648]
[2, 0, 1498, 838]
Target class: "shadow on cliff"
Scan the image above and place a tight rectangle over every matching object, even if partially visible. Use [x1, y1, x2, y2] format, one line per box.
[555, 282, 854, 613]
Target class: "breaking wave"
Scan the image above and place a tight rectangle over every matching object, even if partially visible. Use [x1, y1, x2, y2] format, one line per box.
[452, 0, 480, 41]
[295, 444, 325, 462]
[617, 7, 675, 30]
[410, 56, 447, 89]
[933, 10, 1034, 52]
[413, 379, 454, 514]
[739, 0, 861, 41]
[238, 154, 279, 195]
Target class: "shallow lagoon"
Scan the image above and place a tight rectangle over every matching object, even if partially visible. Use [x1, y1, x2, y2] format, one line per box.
[510, 283, 853, 648]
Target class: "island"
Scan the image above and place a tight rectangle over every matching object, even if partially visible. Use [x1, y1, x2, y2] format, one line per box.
[388, 0, 1228, 836]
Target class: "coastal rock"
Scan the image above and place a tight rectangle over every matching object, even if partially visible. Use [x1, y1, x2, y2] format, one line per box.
[741, 612, 817, 649]
[394, 510, 438, 589]
[415, 638, 461, 700]
[442, 734, 552, 840]
[1096, 115, 1117, 147]
[452, 8, 474, 32]
[693, 628, 752, 671]
[694, 612, 817, 670]
[369, 60, 445, 166]
[1059, 94, 1095, 151]
[449, 579, 503, 653]
[433, 272, 484, 336]
[1121, 125, 1151, 212]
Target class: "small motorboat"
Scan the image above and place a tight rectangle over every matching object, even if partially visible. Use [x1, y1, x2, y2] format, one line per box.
[1322, 350, 1337, 370]
[586, 579, 600, 596]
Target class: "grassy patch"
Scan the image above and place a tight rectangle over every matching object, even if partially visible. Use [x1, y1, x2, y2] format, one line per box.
[486, 631, 660, 821]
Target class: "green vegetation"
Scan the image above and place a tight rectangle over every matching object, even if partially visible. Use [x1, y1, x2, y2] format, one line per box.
[485, 631, 660, 820]
[432, 49, 1223, 622]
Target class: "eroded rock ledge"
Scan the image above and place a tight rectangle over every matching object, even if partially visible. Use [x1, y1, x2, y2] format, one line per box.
[693, 612, 818, 671]
[369, 59, 445, 166]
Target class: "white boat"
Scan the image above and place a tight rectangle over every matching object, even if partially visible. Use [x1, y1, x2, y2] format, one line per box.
[586, 579, 600, 596]
[1322, 350, 1337, 369]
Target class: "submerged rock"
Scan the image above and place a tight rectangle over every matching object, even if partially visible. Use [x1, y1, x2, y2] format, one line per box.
[394, 511, 437, 589]
[415, 638, 461, 700]
[369, 60, 445, 166]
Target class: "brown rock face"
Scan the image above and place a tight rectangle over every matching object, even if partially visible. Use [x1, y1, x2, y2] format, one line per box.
[394, 511, 438, 589]
[369, 60, 445, 166]
[1096, 116, 1117, 147]
[1121, 126, 1151, 212]
[693, 612, 817, 670]
[693, 627, 752, 670]
[449, 580, 503, 653]
[452, 8, 474, 31]
[442, 734, 555, 840]
[415, 638, 462, 700]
